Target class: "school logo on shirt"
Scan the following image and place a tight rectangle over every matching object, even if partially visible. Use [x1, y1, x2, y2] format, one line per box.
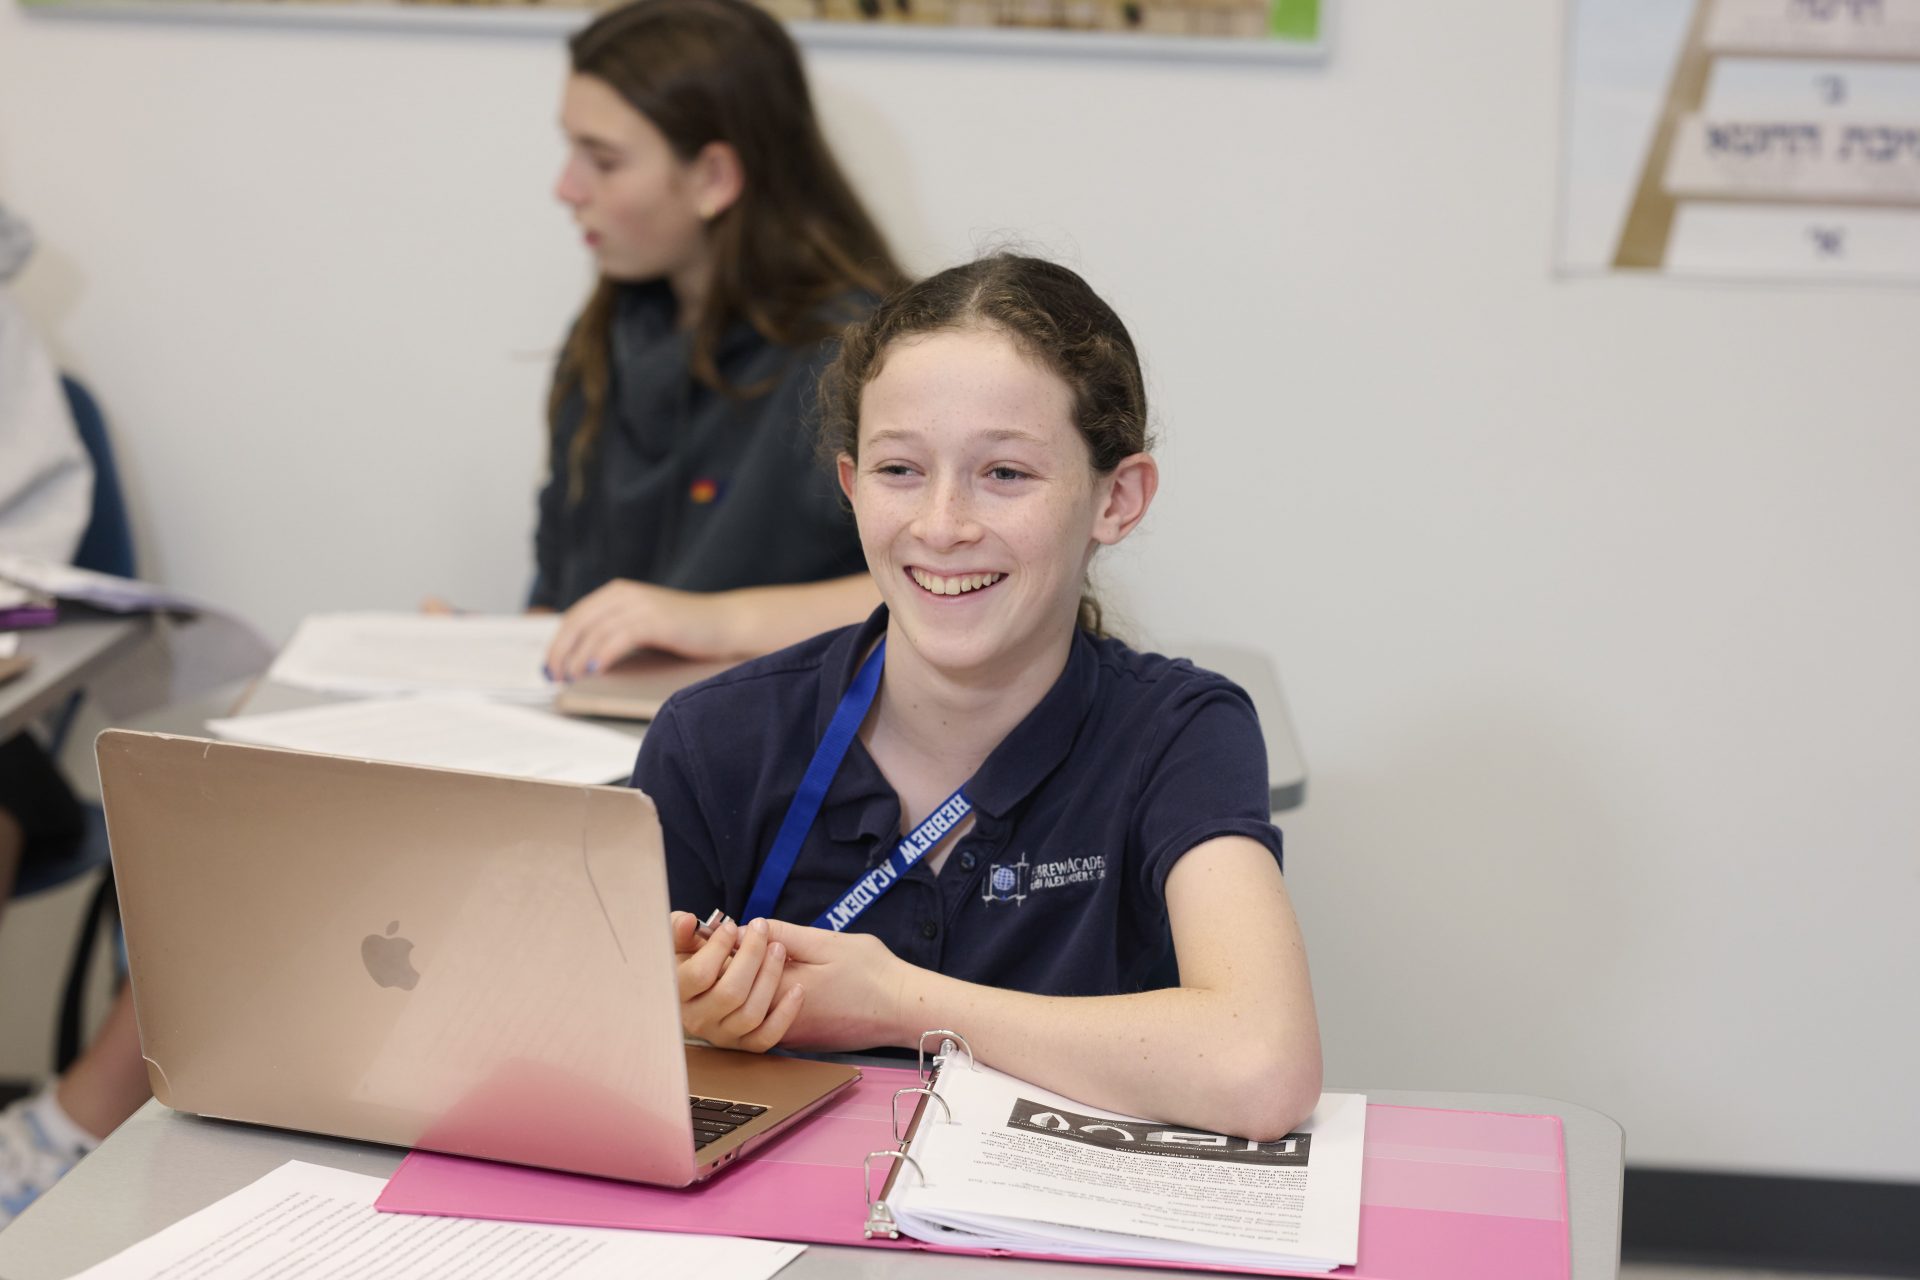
[1029, 855, 1107, 892]
[981, 852, 1108, 905]
[688, 477, 725, 504]
[980, 853, 1030, 905]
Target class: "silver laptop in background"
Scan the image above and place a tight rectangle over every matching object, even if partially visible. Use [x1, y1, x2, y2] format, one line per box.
[95, 729, 858, 1187]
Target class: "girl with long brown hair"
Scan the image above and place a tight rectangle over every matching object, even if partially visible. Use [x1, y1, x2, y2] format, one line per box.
[536, 0, 907, 681]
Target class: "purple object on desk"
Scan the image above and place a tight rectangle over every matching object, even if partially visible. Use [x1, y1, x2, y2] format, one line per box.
[0, 603, 58, 629]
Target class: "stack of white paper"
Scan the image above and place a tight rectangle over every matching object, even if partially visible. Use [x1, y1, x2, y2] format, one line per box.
[72, 1160, 805, 1280]
[207, 697, 641, 784]
[892, 1063, 1365, 1273]
[269, 612, 561, 701]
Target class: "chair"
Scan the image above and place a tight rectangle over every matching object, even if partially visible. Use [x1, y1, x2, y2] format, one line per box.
[8, 374, 134, 1070]
[19, 376, 136, 766]
[62, 376, 136, 581]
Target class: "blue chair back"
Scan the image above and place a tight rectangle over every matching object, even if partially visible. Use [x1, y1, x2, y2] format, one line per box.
[13, 377, 134, 899]
[60, 375, 136, 579]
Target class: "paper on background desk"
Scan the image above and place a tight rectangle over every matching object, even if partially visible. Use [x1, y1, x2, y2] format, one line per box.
[0, 555, 275, 719]
[207, 697, 641, 784]
[70, 1160, 806, 1280]
[270, 612, 561, 701]
[0, 551, 207, 613]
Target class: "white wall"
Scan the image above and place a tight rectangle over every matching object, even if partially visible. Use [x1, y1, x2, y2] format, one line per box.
[4, 0, 1917, 1181]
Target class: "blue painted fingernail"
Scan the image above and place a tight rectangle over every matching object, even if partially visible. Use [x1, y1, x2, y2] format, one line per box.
[541, 664, 553, 681]
[585, 659, 601, 675]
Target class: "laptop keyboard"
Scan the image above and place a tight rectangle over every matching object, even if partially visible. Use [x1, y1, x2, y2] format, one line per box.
[690, 1095, 769, 1150]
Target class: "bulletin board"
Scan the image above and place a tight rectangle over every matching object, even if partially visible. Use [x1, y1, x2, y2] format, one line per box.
[22, 0, 1329, 60]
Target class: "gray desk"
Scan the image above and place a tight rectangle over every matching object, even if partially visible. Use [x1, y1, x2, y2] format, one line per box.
[0, 614, 152, 742]
[0, 1090, 1620, 1279]
[122, 642, 1310, 813]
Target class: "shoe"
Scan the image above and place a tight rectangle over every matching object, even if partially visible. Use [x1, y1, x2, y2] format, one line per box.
[0, 1088, 97, 1226]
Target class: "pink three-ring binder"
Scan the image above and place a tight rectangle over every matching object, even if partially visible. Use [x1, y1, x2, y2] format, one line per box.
[377, 1065, 1570, 1280]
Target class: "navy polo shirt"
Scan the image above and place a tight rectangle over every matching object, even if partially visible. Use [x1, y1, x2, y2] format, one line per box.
[632, 608, 1283, 998]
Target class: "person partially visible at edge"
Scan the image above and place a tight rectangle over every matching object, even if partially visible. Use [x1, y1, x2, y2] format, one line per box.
[493, 0, 905, 680]
[638, 255, 1322, 1141]
[0, 202, 150, 1226]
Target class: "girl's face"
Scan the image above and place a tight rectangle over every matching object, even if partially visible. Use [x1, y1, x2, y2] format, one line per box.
[554, 74, 715, 287]
[839, 327, 1151, 683]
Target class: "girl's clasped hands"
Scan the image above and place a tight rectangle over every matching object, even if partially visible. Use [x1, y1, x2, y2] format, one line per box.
[671, 911, 900, 1053]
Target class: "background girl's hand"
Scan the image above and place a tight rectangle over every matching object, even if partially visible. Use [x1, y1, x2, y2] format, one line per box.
[759, 922, 907, 1052]
[544, 580, 739, 681]
[672, 913, 804, 1052]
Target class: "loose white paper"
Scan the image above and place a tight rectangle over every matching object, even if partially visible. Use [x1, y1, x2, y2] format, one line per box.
[269, 612, 561, 701]
[206, 697, 641, 784]
[70, 1160, 806, 1280]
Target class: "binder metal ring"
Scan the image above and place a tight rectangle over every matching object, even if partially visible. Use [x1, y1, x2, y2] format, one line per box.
[891, 1085, 952, 1144]
[863, 1150, 924, 1239]
[917, 1028, 974, 1079]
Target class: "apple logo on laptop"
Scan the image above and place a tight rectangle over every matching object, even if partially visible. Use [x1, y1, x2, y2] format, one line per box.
[361, 921, 420, 991]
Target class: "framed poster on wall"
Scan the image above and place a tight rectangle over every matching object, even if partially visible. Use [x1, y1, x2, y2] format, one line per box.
[22, 0, 1328, 60]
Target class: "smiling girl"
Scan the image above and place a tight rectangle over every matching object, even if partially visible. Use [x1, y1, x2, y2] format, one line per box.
[531, 0, 904, 680]
[635, 255, 1320, 1140]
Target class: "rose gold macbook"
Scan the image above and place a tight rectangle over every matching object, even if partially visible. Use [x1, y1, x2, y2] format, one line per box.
[95, 728, 857, 1186]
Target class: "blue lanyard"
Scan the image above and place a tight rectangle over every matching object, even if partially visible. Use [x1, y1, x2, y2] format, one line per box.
[740, 639, 973, 932]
